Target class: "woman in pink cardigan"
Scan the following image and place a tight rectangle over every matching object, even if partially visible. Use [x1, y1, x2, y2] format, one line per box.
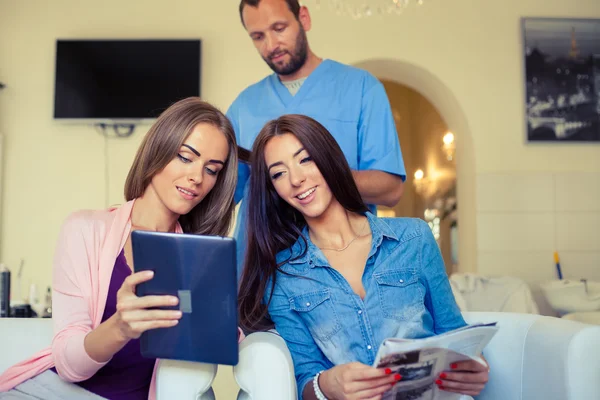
[0, 97, 244, 400]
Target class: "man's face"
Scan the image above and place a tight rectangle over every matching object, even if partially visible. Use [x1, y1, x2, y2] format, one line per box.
[242, 0, 309, 76]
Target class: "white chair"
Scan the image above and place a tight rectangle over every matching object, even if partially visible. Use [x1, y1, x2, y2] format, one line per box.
[0, 318, 217, 400]
[464, 312, 600, 400]
[234, 312, 600, 400]
[450, 273, 540, 315]
[234, 330, 298, 399]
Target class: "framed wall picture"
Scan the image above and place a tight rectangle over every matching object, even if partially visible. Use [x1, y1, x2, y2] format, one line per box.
[522, 17, 600, 142]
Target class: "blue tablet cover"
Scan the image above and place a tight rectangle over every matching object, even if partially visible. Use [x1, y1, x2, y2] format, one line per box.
[131, 230, 238, 366]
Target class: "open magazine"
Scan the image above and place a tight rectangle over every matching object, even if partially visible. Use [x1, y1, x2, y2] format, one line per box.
[373, 322, 499, 400]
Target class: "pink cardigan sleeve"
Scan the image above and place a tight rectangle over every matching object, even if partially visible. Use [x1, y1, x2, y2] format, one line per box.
[51, 213, 110, 382]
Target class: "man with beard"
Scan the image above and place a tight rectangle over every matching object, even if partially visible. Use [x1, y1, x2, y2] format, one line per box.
[228, 0, 406, 274]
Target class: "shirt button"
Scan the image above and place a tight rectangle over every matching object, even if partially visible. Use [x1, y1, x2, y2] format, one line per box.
[367, 345, 372, 350]
[358, 310, 362, 315]
[306, 302, 311, 307]
[399, 279, 404, 283]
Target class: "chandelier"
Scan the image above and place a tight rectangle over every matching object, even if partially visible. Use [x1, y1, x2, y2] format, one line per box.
[308, 0, 424, 19]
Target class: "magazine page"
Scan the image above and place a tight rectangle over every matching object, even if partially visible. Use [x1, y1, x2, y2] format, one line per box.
[373, 323, 499, 400]
[375, 323, 498, 361]
[376, 348, 470, 400]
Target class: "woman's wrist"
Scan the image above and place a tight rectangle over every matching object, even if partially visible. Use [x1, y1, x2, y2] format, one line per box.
[316, 369, 334, 399]
[107, 314, 130, 344]
[84, 317, 129, 363]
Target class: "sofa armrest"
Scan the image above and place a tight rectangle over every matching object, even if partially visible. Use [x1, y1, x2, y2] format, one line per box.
[155, 359, 217, 400]
[0, 318, 54, 375]
[463, 311, 600, 400]
[0, 318, 217, 399]
[234, 331, 297, 400]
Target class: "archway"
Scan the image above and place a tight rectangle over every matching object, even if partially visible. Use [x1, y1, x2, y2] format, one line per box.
[354, 59, 478, 274]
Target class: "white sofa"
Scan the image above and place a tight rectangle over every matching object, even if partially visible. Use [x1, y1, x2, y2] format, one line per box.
[2, 312, 600, 399]
[0, 318, 218, 400]
[233, 312, 600, 400]
[235, 330, 298, 399]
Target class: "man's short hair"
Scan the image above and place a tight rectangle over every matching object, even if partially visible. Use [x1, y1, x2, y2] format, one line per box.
[239, 0, 301, 26]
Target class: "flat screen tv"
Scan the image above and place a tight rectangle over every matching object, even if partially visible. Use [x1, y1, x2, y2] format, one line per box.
[53, 39, 201, 123]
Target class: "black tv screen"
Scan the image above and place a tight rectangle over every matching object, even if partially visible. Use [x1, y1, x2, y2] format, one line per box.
[54, 39, 201, 122]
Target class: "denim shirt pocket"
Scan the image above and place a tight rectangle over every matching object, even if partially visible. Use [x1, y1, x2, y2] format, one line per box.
[374, 269, 426, 322]
[290, 289, 342, 342]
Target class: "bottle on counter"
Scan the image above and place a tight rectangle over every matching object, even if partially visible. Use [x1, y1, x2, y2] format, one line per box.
[42, 286, 52, 318]
[0, 264, 11, 318]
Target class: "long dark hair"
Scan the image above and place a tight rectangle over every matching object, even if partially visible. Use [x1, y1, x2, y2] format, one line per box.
[238, 114, 368, 332]
[124, 97, 239, 236]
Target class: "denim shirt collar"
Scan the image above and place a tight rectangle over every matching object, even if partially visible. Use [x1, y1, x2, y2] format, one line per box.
[278, 212, 399, 273]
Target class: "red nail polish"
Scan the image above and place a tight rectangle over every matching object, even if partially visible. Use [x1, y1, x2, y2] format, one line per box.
[440, 373, 447, 379]
[394, 374, 402, 381]
[451, 363, 458, 369]
[385, 368, 392, 375]
[436, 379, 443, 385]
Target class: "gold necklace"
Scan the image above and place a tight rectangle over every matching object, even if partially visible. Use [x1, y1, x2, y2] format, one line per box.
[317, 219, 369, 252]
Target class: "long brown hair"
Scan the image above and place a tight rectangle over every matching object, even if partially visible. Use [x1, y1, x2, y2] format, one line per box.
[124, 97, 238, 236]
[238, 114, 368, 332]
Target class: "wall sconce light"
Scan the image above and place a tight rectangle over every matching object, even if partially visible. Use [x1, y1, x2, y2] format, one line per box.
[442, 131, 456, 161]
[413, 169, 430, 196]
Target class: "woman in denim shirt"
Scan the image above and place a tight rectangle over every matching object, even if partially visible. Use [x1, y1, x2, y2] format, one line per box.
[238, 115, 489, 400]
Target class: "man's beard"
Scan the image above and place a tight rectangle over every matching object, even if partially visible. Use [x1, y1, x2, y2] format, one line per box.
[263, 27, 308, 76]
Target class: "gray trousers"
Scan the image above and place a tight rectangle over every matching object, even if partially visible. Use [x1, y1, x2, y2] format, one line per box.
[0, 370, 106, 400]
